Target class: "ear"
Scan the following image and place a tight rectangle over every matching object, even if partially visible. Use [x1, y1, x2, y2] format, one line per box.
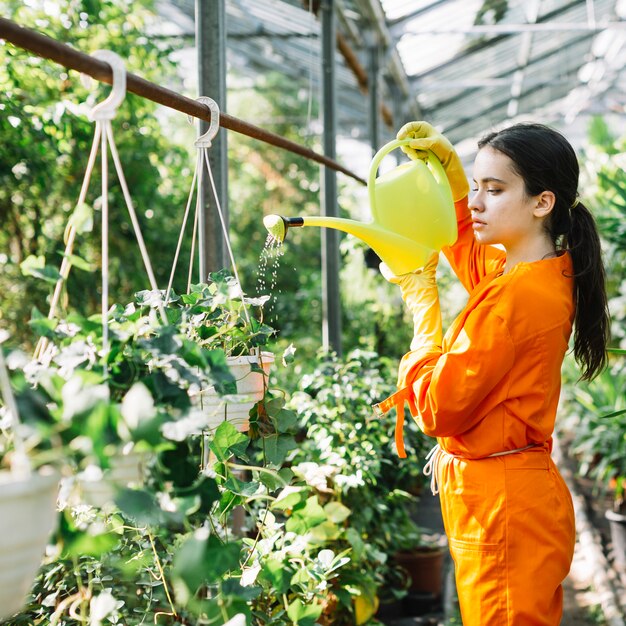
[532, 191, 555, 218]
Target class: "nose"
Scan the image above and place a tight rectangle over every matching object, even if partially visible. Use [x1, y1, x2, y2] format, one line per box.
[468, 191, 484, 213]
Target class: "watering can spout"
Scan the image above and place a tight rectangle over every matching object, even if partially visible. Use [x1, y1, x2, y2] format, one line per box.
[264, 214, 435, 276]
[262, 139, 458, 275]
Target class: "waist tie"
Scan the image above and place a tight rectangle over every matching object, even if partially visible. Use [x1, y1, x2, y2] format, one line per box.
[372, 386, 416, 459]
[423, 443, 540, 495]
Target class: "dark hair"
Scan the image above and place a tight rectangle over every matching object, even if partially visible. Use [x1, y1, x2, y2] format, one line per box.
[478, 123, 609, 380]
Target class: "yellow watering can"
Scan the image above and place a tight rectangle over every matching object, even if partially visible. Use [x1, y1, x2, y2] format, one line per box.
[263, 139, 457, 275]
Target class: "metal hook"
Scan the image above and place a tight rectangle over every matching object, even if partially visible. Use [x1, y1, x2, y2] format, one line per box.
[187, 96, 220, 148]
[81, 50, 127, 121]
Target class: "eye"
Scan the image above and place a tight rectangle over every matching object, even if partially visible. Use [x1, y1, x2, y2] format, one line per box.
[487, 188, 502, 195]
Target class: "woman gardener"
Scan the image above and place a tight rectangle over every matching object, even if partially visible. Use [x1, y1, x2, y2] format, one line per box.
[375, 121, 610, 625]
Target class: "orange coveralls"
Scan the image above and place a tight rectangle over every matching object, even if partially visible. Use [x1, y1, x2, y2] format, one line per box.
[392, 198, 576, 625]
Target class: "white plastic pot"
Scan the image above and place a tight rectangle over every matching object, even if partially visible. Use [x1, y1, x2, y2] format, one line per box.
[0, 468, 59, 621]
[197, 352, 274, 434]
[79, 448, 150, 509]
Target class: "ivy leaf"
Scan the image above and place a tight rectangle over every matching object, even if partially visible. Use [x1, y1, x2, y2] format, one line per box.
[20, 254, 62, 284]
[203, 349, 237, 395]
[275, 408, 298, 433]
[223, 477, 260, 497]
[285, 496, 326, 534]
[259, 557, 290, 595]
[264, 434, 297, 467]
[257, 467, 289, 492]
[67, 201, 93, 234]
[271, 486, 308, 511]
[324, 501, 351, 524]
[345, 527, 366, 560]
[286, 598, 323, 625]
[264, 397, 285, 418]
[115, 487, 164, 527]
[28, 307, 58, 338]
[173, 532, 241, 593]
[210, 421, 249, 462]
[59, 252, 94, 272]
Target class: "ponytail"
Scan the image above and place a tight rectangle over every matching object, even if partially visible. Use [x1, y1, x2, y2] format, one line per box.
[564, 200, 610, 380]
[478, 123, 610, 381]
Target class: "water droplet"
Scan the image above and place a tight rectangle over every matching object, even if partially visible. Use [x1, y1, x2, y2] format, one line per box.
[256, 233, 286, 325]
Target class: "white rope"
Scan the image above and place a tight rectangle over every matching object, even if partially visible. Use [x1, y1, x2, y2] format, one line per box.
[165, 150, 199, 303]
[34, 123, 102, 362]
[423, 444, 443, 495]
[423, 442, 541, 496]
[105, 126, 159, 293]
[100, 120, 110, 358]
[187, 190, 199, 294]
[104, 123, 167, 324]
[202, 148, 251, 327]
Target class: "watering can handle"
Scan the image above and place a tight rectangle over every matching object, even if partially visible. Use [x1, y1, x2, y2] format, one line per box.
[368, 139, 452, 216]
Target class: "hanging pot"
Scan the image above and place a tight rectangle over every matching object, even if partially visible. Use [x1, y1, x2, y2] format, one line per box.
[197, 352, 274, 434]
[0, 467, 59, 621]
[79, 447, 151, 508]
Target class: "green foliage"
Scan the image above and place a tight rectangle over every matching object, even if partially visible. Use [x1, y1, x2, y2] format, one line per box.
[581, 116, 626, 302]
[287, 349, 435, 602]
[0, 0, 190, 346]
[562, 354, 626, 512]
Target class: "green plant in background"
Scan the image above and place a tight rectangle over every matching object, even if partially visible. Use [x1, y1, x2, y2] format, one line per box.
[582, 116, 626, 346]
[287, 350, 434, 609]
[561, 353, 626, 514]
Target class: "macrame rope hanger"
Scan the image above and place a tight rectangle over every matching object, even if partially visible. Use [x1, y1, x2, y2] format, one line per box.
[0, 331, 31, 478]
[35, 50, 166, 362]
[166, 96, 251, 329]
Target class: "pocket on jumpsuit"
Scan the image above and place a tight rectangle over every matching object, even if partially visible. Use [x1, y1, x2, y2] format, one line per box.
[448, 537, 507, 624]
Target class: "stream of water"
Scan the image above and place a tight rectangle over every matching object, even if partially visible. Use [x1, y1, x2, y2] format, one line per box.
[256, 234, 286, 325]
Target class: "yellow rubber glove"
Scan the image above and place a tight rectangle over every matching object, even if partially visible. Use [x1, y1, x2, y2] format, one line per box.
[396, 121, 469, 203]
[376, 252, 442, 458]
[380, 252, 442, 352]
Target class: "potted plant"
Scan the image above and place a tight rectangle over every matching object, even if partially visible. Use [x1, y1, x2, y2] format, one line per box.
[391, 515, 447, 600]
[154, 269, 276, 435]
[0, 337, 60, 621]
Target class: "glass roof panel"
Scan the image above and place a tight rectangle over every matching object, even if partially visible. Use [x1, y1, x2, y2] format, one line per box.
[167, 0, 626, 156]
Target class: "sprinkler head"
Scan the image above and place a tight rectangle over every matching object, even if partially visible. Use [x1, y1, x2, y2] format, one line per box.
[263, 215, 304, 243]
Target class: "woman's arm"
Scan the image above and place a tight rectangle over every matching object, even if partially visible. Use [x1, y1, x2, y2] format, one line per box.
[442, 197, 506, 293]
[398, 299, 514, 438]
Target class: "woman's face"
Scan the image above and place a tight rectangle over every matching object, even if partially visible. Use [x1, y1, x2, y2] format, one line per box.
[469, 146, 550, 250]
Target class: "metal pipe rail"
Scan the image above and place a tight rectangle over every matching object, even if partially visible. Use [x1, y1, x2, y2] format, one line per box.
[0, 17, 366, 186]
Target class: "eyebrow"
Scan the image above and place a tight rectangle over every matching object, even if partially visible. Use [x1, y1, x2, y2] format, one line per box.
[472, 177, 507, 184]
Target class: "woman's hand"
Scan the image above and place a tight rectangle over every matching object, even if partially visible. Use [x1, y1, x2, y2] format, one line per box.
[396, 121, 469, 202]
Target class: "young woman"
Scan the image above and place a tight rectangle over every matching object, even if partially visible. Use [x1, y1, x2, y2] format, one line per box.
[376, 122, 610, 625]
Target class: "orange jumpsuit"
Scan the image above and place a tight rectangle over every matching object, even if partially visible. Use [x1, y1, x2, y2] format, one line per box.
[390, 198, 576, 625]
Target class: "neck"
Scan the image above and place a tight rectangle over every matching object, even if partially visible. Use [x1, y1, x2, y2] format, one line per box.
[503, 236, 556, 274]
